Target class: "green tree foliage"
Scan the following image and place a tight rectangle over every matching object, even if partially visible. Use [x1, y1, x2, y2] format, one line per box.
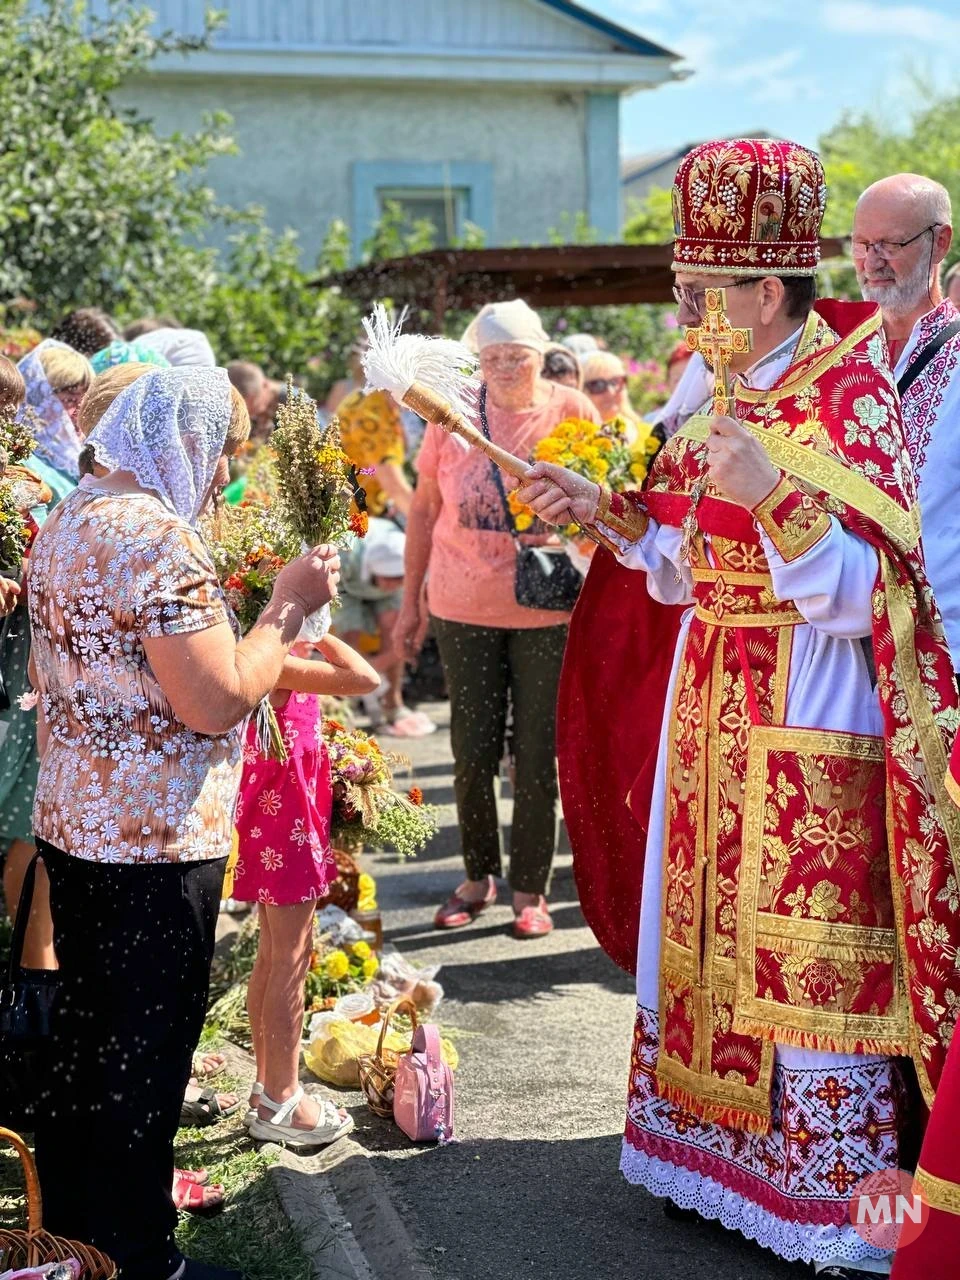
[0, 0, 233, 323]
[170, 220, 361, 397]
[819, 85, 960, 259]
[622, 188, 675, 245]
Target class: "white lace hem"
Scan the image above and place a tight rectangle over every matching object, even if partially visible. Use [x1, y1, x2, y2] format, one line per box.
[620, 1141, 892, 1268]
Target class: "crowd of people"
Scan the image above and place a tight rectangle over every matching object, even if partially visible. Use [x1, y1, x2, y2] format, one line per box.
[2, 133, 960, 1280]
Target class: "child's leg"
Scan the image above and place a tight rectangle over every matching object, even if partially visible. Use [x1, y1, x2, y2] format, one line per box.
[258, 900, 320, 1120]
[246, 905, 273, 1097]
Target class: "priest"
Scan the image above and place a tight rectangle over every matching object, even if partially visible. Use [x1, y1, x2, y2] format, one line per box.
[517, 139, 960, 1278]
[852, 174, 960, 672]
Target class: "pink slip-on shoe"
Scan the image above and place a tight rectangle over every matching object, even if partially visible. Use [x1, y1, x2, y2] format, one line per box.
[513, 897, 553, 939]
[434, 880, 498, 929]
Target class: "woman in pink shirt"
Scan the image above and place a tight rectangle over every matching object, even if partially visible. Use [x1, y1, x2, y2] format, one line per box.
[395, 301, 600, 938]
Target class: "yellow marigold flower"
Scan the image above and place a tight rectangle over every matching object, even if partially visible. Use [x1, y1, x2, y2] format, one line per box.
[362, 957, 380, 981]
[357, 873, 378, 911]
[351, 940, 372, 960]
[324, 950, 350, 980]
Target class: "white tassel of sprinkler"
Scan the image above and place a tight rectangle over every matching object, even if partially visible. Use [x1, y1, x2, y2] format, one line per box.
[360, 304, 529, 481]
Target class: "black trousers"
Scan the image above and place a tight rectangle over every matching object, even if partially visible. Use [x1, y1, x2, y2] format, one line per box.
[432, 617, 568, 895]
[34, 841, 225, 1280]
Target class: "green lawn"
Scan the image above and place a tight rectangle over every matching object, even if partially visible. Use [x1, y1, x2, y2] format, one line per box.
[0, 1074, 313, 1280]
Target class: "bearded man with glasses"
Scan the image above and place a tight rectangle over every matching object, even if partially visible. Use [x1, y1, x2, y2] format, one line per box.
[854, 175, 960, 673]
[516, 138, 960, 1279]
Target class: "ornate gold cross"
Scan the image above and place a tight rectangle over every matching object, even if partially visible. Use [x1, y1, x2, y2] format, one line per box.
[684, 287, 753, 417]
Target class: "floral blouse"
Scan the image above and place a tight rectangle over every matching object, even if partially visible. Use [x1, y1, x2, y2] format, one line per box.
[28, 484, 243, 864]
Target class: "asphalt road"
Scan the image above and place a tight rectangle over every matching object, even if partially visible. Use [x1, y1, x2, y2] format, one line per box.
[351, 700, 808, 1280]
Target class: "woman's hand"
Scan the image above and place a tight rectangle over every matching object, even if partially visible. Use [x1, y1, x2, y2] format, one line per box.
[272, 545, 341, 616]
[394, 595, 429, 665]
[0, 577, 21, 616]
[703, 417, 780, 510]
[514, 463, 601, 527]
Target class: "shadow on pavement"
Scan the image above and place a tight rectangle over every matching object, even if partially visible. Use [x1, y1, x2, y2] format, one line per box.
[362, 1133, 807, 1280]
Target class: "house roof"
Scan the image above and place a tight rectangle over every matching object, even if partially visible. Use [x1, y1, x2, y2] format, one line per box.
[136, 0, 686, 89]
[622, 133, 775, 184]
[535, 1, 680, 60]
[317, 239, 848, 327]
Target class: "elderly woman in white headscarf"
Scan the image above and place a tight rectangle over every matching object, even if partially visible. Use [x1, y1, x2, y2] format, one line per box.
[0, 341, 92, 966]
[27, 366, 341, 1280]
[17, 338, 93, 486]
[134, 325, 217, 368]
[395, 299, 600, 940]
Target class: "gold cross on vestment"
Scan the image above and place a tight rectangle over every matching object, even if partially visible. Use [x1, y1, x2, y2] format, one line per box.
[684, 288, 753, 418]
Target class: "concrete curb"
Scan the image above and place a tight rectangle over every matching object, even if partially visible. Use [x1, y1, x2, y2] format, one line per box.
[221, 1041, 433, 1280]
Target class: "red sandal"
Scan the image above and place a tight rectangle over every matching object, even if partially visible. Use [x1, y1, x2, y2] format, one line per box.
[434, 880, 498, 929]
[173, 1171, 225, 1217]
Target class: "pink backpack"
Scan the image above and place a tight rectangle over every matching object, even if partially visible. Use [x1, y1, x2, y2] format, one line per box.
[393, 1021, 455, 1143]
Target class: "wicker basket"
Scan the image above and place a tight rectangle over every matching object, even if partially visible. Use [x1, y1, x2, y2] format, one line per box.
[318, 846, 362, 913]
[357, 997, 419, 1119]
[0, 1127, 117, 1278]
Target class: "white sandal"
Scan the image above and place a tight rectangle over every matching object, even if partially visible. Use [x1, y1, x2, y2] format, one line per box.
[247, 1085, 354, 1148]
[243, 1081, 264, 1128]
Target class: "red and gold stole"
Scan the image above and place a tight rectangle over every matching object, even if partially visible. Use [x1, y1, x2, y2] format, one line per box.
[633, 300, 960, 1132]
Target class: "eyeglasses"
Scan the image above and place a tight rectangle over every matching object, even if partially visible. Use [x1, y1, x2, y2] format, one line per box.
[584, 376, 626, 396]
[851, 225, 939, 261]
[672, 277, 764, 314]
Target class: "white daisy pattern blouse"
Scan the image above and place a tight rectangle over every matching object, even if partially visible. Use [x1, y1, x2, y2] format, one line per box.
[28, 484, 243, 864]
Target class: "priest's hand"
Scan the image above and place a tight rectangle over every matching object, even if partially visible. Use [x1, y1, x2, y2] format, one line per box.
[515, 463, 601, 527]
[704, 416, 780, 511]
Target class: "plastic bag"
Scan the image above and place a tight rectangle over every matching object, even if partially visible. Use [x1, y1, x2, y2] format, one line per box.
[369, 948, 444, 1015]
[303, 1016, 458, 1087]
[315, 904, 371, 948]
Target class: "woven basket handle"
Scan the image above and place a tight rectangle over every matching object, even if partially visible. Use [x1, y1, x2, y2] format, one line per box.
[0, 1125, 43, 1237]
[375, 996, 419, 1060]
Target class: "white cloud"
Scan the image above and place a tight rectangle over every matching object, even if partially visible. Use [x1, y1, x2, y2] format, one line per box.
[675, 44, 822, 104]
[820, 1, 959, 41]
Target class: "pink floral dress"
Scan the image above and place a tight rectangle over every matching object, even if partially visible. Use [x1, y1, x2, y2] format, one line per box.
[232, 691, 335, 905]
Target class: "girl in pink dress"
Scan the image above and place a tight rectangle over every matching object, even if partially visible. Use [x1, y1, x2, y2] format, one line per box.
[232, 611, 379, 1147]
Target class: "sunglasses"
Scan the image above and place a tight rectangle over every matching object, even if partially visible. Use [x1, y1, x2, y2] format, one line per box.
[584, 376, 626, 395]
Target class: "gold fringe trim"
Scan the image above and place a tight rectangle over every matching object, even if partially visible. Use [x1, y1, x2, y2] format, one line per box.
[915, 1165, 960, 1216]
[731, 1014, 908, 1058]
[654, 1073, 773, 1137]
[753, 936, 895, 964]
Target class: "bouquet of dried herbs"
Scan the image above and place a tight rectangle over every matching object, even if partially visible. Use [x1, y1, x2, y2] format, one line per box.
[325, 718, 438, 857]
[0, 405, 35, 477]
[271, 379, 367, 547]
[203, 501, 301, 634]
[0, 482, 28, 573]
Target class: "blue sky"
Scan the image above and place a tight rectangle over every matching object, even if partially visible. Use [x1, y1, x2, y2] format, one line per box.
[589, 0, 955, 159]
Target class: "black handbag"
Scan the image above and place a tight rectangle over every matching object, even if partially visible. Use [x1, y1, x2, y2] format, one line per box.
[0, 853, 58, 1129]
[478, 385, 582, 613]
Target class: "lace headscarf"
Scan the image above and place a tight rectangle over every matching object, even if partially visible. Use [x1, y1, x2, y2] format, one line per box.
[90, 340, 171, 375]
[86, 367, 232, 526]
[135, 327, 217, 368]
[17, 339, 85, 479]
